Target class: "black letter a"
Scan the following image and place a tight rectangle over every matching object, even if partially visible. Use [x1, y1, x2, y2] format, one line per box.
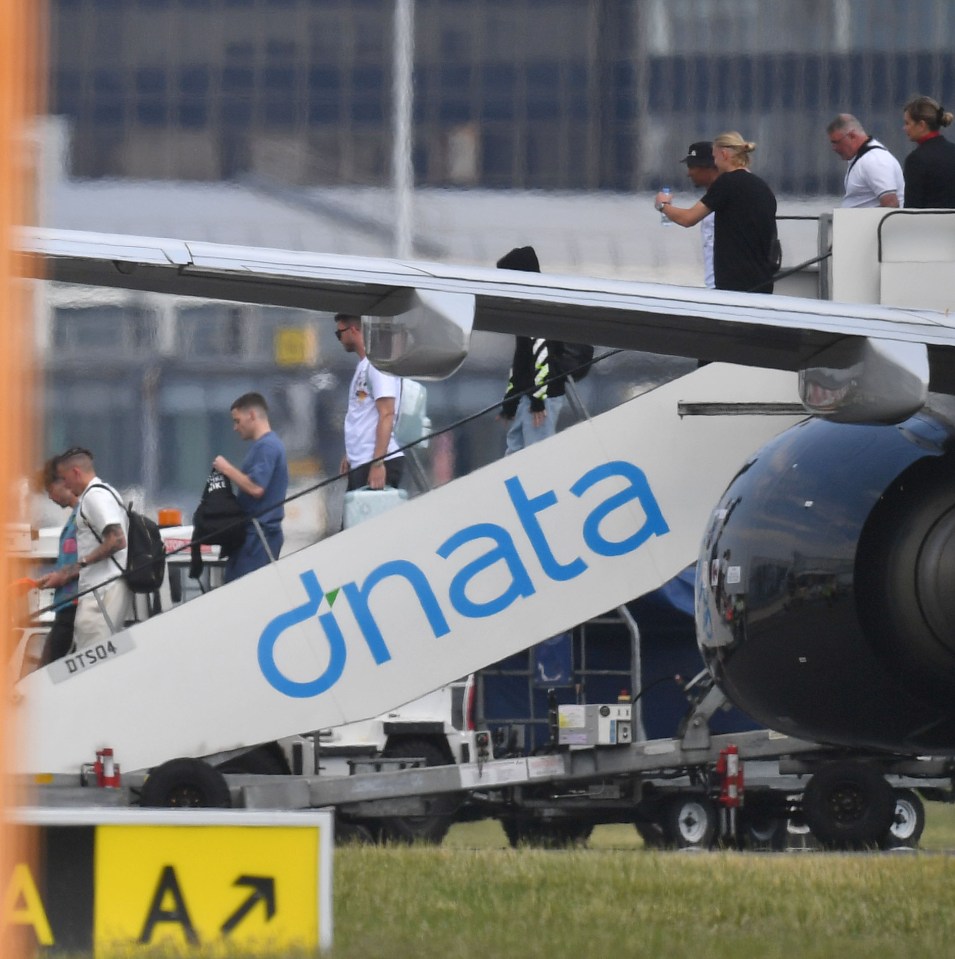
[138, 865, 199, 945]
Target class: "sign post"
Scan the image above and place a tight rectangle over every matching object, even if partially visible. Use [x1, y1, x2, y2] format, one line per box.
[2, 808, 333, 955]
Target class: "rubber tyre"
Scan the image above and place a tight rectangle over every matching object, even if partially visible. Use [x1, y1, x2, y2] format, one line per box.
[662, 795, 717, 850]
[802, 762, 895, 849]
[217, 743, 290, 776]
[335, 821, 377, 845]
[377, 738, 458, 844]
[501, 818, 593, 849]
[882, 788, 926, 849]
[738, 811, 788, 851]
[140, 757, 232, 808]
[634, 820, 666, 849]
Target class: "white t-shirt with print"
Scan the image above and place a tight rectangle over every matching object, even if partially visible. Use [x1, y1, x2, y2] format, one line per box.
[344, 357, 403, 467]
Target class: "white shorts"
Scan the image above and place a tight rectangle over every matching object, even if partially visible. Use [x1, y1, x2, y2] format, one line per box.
[73, 580, 132, 650]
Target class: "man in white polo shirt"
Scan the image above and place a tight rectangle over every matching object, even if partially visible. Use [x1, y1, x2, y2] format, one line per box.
[827, 113, 904, 208]
[56, 447, 130, 650]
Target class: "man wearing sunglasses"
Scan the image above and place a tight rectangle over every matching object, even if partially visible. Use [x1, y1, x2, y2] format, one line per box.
[334, 314, 404, 492]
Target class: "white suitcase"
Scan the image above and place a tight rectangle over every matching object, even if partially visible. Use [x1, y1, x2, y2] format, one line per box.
[342, 486, 408, 529]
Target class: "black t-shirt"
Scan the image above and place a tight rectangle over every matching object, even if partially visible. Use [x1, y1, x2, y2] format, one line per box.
[903, 135, 955, 209]
[701, 169, 778, 293]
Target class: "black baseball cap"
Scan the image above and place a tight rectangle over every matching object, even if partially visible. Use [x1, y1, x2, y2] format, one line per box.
[681, 141, 716, 168]
[496, 246, 540, 272]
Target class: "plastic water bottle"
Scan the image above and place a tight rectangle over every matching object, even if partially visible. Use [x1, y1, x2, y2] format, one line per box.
[659, 186, 672, 225]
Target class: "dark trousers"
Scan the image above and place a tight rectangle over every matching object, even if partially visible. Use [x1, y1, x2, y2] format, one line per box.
[224, 523, 284, 583]
[42, 605, 77, 664]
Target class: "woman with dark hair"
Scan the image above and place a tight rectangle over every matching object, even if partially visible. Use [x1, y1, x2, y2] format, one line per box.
[902, 95, 955, 208]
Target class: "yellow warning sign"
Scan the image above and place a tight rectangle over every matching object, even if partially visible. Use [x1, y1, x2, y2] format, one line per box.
[94, 825, 321, 953]
[274, 327, 317, 366]
[2, 863, 53, 947]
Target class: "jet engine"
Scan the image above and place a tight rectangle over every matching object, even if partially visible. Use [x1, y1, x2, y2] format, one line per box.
[697, 397, 955, 754]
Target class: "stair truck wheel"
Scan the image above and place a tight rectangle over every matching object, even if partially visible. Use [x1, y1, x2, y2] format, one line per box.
[501, 818, 593, 848]
[736, 795, 789, 851]
[634, 821, 666, 849]
[802, 761, 895, 849]
[737, 811, 789, 851]
[377, 738, 459, 844]
[881, 788, 926, 849]
[139, 757, 232, 808]
[334, 821, 378, 845]
[216, 743, 290, 776]
[662, 794, 717, 850]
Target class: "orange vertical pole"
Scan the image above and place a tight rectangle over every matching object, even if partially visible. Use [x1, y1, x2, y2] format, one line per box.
[0, 0, 43, 956]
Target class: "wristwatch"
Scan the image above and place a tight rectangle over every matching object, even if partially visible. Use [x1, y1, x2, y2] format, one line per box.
[79, 557, 88, 568]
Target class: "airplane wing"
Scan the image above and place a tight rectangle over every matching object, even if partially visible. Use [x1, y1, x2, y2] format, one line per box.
[17, 226, 955, 403]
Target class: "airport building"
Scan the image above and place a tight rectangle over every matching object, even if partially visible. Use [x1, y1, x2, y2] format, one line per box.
[33, 0, 955, 522]
[51, 0, 954, 193]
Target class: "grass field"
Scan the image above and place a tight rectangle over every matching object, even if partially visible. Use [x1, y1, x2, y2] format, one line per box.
[325, 804, 955, 959]
[80, 804, 955, 959]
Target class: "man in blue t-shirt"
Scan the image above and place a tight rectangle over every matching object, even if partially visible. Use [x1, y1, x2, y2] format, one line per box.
[213, 392, 289, 583]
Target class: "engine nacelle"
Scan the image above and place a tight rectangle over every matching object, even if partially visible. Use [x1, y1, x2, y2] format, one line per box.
[697, 398, 955, 754]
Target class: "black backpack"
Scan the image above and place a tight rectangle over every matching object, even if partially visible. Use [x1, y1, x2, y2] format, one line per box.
[770, 231, 783, 274]
[189, 469, 248, 580]
[554, 341, 595, 381]
[82, 484, 167, 594]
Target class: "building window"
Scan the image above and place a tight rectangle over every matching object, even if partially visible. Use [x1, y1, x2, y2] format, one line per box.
[52, 305, 155, 355]
[177, 304, 243, 357]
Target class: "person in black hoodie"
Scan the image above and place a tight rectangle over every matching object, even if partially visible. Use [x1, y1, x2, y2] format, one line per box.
[495, 246, 575, 688]
[497, 246, 567, 454]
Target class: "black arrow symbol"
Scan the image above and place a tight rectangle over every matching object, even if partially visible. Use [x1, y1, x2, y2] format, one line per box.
[220, 875, 276, 935]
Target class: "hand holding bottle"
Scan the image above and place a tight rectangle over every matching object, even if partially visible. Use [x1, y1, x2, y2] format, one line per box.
[656, 187, 672, 225]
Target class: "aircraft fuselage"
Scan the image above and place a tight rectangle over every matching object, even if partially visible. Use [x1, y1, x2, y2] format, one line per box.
[698, 397, 955, 753]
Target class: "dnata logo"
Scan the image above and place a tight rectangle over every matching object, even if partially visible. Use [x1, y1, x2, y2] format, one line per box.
[258, 460, 668, 698]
